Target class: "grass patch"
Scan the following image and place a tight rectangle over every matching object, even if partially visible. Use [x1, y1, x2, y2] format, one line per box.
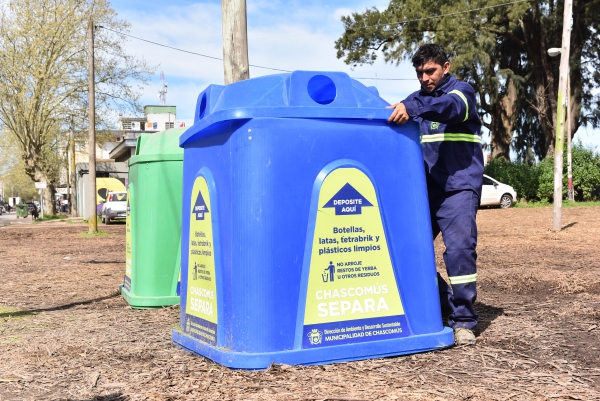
[514, 199, 551, 208]
[564, 200, 600, 207]
[0, 304, 22, 317]
[33, 214, 68, 223]
[0, 305, 41, 344]
[514, 200, 600, 208]
[64, 219, 85, 224]
[3, 336, 20, 344]
[40, 214, 65, 221]
[0, 305, 30, 332]
[80, 229, 111, 237]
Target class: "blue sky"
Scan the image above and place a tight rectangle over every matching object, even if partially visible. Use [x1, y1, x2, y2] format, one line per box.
[113, 0, 418, 119]
[112, 0, 599, 151]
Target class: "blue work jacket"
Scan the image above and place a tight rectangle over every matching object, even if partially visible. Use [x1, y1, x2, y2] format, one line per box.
[402, 75, 484, 196]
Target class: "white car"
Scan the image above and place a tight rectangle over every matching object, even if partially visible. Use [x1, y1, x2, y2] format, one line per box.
[481, 175, 517, 208]
[101, 191, 127, 224]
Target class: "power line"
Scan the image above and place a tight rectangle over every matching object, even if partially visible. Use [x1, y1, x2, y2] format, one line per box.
[96, 25, 415, 81]
[98, 0, 530, 83]
[352, 77, 414, 81]
[97, 26, 291, 73]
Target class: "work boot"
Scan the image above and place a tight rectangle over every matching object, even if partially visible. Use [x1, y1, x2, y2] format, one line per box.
[454, 327, 476, 345]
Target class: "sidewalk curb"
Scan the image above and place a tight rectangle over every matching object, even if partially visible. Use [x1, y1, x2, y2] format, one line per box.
[0, 215, 87, 228]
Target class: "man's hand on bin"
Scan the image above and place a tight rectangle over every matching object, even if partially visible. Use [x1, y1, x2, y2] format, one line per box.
[387, 102, 410, 124]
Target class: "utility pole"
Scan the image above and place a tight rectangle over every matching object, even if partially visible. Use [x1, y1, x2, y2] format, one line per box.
[566, 76, 574, 202]
[69, 115, 78, 216]
[221, 0, 249, 84]
[66, 140, 71, 215]
[551, 0, 572, 232]
[87, 20, 97, 233]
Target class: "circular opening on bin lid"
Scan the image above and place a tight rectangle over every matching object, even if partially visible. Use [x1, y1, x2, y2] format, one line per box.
[307, 75, 336, 105]
[198, 93, 208, 119]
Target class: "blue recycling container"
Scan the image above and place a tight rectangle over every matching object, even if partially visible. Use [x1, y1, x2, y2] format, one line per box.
[172, 71, 454, 369]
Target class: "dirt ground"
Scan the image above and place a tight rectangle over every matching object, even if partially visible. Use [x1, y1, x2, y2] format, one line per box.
[0, 206, 599, 401]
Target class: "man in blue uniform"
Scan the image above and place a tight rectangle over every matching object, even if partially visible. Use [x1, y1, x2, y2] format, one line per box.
[387, 44, 483, 345]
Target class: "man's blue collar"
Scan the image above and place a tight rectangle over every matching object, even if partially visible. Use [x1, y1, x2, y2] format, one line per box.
[420, 74, 455, 96]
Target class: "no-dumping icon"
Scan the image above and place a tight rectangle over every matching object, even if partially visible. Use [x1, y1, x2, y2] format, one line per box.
[323, 183, 373, 215]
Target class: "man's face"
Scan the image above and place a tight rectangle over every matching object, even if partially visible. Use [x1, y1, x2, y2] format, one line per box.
[415, 60, 451, 93]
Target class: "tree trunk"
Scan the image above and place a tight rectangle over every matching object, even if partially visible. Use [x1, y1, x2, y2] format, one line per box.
[490, 110, 510, 160]
[69, 117, 78, 216]
[21, 150, 56, 215]
[526, 2, 558, 158]
[43, 182, 57, 216]
[490, 77, 518, 160]
[569, 0, 585, 137]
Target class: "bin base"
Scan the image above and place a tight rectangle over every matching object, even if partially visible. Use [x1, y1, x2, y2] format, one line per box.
[172, 327, 454, 369]
[120, 284, 180, 309]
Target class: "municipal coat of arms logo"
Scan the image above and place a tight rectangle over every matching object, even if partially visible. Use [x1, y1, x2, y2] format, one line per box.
[307, 329, 323, 345]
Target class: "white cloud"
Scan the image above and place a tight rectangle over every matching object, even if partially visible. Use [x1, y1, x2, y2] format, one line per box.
[333, 7, 356, 21]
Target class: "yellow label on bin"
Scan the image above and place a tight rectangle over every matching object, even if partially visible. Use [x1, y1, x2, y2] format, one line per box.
[185, 176, 218, 345]
[124, 187, 132, 292]
[302, 168, 408, 348]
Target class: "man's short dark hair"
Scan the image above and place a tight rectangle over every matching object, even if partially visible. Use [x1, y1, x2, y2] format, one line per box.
[411, 44, 449, 67]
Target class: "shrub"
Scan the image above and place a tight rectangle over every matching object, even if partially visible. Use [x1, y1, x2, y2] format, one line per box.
[536, 141, 600, 202]
[536, 156, 554, 201]
[570, 142, 600, 200]
[484, 158, 540, 201]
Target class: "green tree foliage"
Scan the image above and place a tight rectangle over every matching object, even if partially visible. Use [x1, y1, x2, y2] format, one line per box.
[1, 164, 40, 202]
[536, 156, 555, 201]
[537, 142, 600, 201]
[0, 134, 39, 201]
[571, 143, 600, 200]
[335, 0, 599, 160]
[0, 0, 153, 214]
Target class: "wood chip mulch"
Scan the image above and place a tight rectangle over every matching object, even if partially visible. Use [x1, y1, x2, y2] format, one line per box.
[1, 206, 599, 400]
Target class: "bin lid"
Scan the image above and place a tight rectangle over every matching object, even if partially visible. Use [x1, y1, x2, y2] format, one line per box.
[180, 70, 401, 147]
[129, 128, 185, 166]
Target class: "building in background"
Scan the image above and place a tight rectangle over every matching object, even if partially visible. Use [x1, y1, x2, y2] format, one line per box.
[56, 104, 187, 215]
[109, 105, 183, 163]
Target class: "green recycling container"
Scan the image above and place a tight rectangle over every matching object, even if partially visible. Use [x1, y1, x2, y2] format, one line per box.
[120, 128, 185, 308]
[16, 204, 29, 218]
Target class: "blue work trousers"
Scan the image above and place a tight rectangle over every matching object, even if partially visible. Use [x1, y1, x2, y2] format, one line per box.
[428, 185, 479, 330]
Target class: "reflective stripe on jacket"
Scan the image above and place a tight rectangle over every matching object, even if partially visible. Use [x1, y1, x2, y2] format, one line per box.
[402, 75, 484, 196]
